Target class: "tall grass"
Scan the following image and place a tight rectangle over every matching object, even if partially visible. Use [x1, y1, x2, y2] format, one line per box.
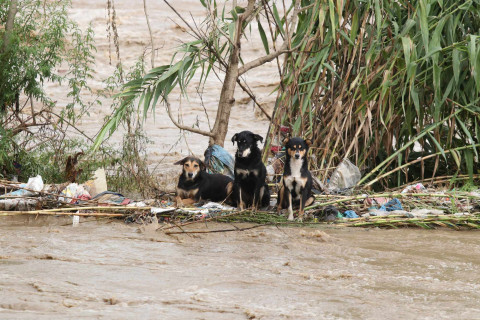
[268, 0, 480, 188]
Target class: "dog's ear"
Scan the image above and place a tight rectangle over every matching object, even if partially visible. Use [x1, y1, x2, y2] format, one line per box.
[283, 137, 290, 145]
[174, 157, 188, 165]
[305, 139, 312, 147]
[231, 133, 238, 145]
[198, 160, 206, 171]
[253, 134, 263, 143]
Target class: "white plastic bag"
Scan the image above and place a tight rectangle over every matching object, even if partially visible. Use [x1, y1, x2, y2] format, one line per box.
[327, 159, 361, 193]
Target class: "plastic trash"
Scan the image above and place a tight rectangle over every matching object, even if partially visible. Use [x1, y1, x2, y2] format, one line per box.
[0, 175, 44, 210]
[315, 205, 342, 221]
[343, 210, 359, 218]
[200, 202, 236, 211]
[364, 197, 390, 206]
[151, 207, 176, 214]
[266, 164, 275, 182]
[0, 175, 44, 198]
[409, 208, 443, 217]
[93, 191, 133, 205]
[58, 183, 91, 204]
[83, 168, 107, 197]
[401, 183, 426, 193]
[379, 198, 403, 211]
[0, 198, 38, 211]
[204, 144, 235, 178]
[327, 159, 361, 194]
[72, 215, 80, 227]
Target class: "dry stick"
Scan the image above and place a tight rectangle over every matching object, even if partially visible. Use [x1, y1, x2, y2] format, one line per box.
[35, 206, 152, 212]
[0, 211, 125, 217]
[143, 0, 155, 68]
[164, 98, 214, 137]
[170, 220, 193, 237]
[165, 223, 270, 235]
[157, 209, 254, 231]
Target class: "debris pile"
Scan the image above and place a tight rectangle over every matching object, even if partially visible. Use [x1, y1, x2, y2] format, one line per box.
[1, 171, 480, 230]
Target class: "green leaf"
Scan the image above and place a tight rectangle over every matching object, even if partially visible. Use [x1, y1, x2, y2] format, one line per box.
[400, 19, 416, 36]
[374, 0, 381, 36]
[456, 115, 478, 158]
[328, 0, 336, 35]
[465, 149, 474, 182]
[257, 20, 270, 54]
[228, 22, 236, 43]
[339, 30, 355, 46]
[468, 35, 479, 91]
[427, 132, 446, 161]
[450, 149, 461, 169]
[452, 48, 460, 85]
[401, 36, 412, 67]
[350, 10, 359, 42]
[419, 0, 429, 51]
[272, 3, 285, 36]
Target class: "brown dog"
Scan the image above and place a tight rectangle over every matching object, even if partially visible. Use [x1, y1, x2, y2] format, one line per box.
[175, 156, 233, 207]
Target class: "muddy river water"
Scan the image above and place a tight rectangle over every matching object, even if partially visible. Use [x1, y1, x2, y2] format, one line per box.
[1, 217, 480, 319]
[2, 1, 480, 318]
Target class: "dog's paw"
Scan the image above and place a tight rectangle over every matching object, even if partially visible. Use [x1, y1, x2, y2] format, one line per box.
[287, 213, 294, 221]
[175, 201, 184, 208]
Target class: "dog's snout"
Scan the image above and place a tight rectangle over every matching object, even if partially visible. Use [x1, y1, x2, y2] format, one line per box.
[188, 172, 194, 178]
[295, 153, 300, 159]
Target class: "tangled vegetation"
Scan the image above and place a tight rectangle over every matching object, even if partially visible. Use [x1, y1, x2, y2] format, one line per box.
[267, 0, 480, 189]
[0, 0, 98, 181]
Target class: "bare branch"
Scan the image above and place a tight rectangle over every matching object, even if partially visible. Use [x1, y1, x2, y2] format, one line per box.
[242, 0, 257, 19]
[238, 42, 289, 76]
[164, 98, 215, 137]
[143, 0, 155, 67]
[163, 0, 203, 40]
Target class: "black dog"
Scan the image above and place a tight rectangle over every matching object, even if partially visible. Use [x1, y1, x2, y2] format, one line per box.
[231, 131, 270, 210]
[277, 137, 315, 221]
[175, 156, 233, 206]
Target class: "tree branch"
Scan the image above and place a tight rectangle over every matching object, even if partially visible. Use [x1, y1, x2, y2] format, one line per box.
[164, 98, 215, 137]
[238, 42, 289, 76]
[143, 0, 155, 67]
[238, 2, 303, 76]
[1, 0, 18, 54]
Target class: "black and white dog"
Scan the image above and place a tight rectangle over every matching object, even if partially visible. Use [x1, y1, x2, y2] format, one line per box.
[277, 137, 315, 221]
[231, 131, 270, 210]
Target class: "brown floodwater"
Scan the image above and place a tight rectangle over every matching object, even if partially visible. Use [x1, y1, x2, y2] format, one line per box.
[1, 216, 479, 319]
